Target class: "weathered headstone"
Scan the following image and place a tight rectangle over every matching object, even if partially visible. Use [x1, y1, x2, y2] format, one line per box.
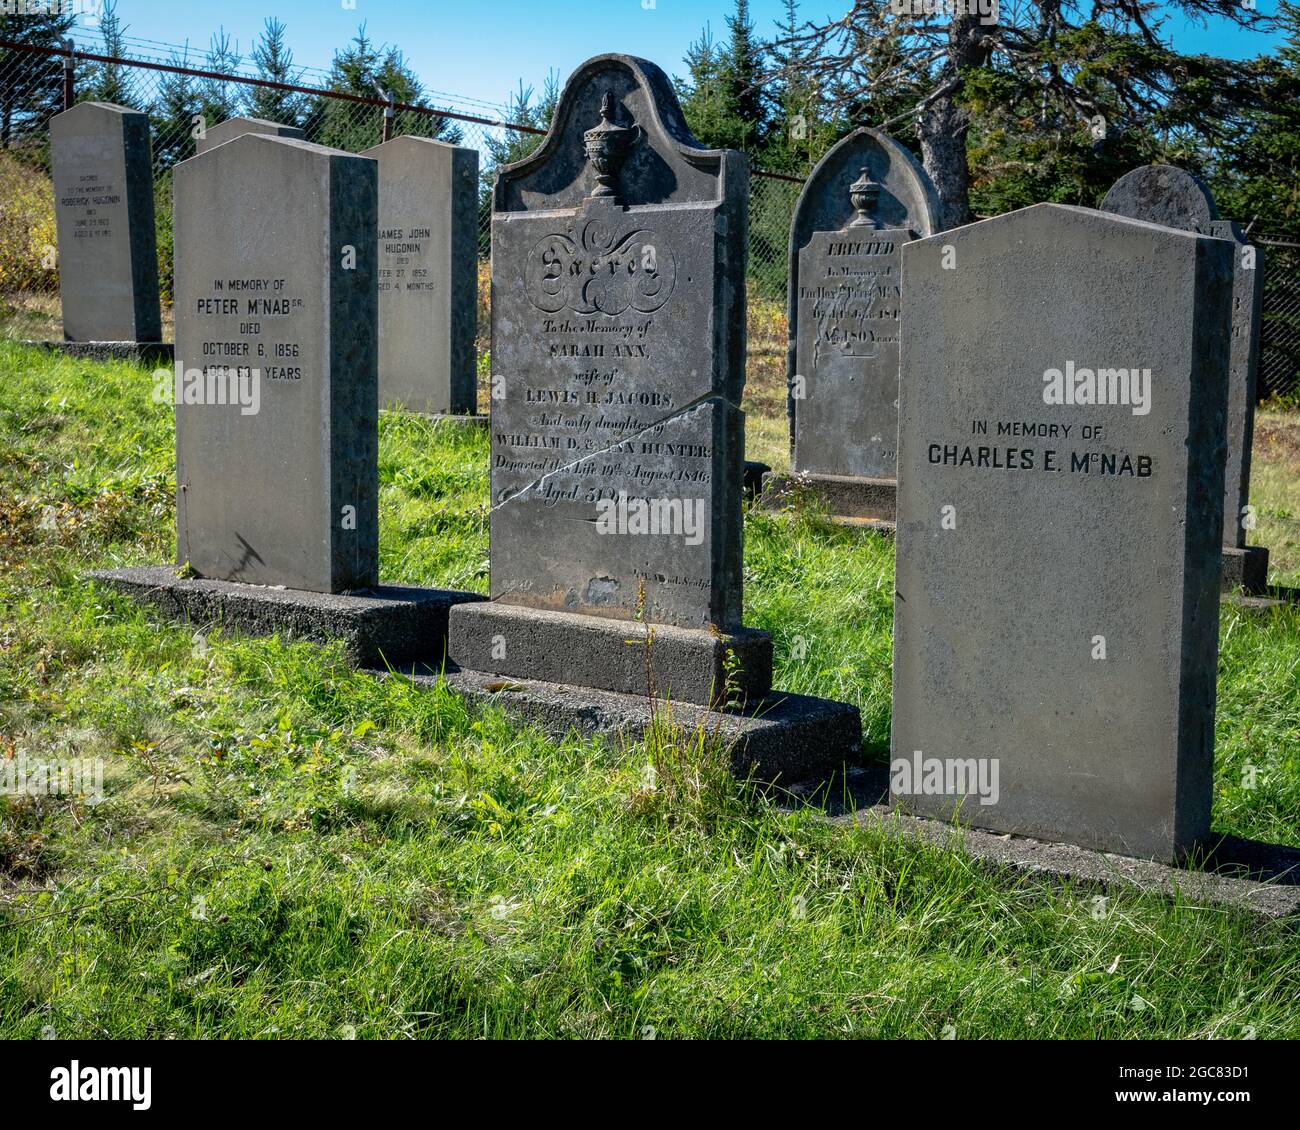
[194, 116, 305, 155]
[360, 135, 479, 416]
[892, 203, 1233, 863]
[451, 53, 769, 706]
[173, 134, 378, 593]
[1102, 165, 1268, 593]
[49, 101, 161, 344]
[768, 127, 940, 524]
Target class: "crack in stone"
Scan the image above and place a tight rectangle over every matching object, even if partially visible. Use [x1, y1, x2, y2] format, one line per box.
[489, 391, 742, 514]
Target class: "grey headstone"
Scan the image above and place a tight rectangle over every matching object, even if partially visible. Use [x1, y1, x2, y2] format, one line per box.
[360, 135, 479, 415]
[788, 127, 941, 481]
[892, 203, 1233, 863]
[173, 134, 378, 593]
[195, 116, 305, 155]
[1100, 164, 1217, 231]
[1102, 165, 1264, 550]
[49, 102, 161, 343]
[485, 54, 749, 630]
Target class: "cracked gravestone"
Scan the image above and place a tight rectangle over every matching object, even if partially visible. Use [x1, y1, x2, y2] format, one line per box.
[448, 53, 772, 707]
[892, 203, 1232, 863]
[770, 126, 940, 525]
[194, 116, 305, 154]
[49, 101, 161, 344]
[173, 133, 378, 593]
[1102, 165, 1268, 593]
[360, 135, 479, 416]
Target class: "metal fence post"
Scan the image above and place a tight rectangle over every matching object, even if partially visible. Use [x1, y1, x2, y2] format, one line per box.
[373, 80, 394, 143]
[62, 38, 75, 110]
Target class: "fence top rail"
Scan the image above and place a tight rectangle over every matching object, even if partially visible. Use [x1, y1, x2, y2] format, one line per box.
[0, 36, 548, 135]
[0, 36, 805, 181]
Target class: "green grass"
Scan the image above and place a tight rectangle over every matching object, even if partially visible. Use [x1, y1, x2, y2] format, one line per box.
[1, 341, 1299, 1039]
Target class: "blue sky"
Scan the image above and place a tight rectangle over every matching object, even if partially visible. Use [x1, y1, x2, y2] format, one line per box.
[73, 0, 1287, 115]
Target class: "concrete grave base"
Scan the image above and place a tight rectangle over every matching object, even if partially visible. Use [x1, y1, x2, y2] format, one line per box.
[88, 565, 483, 667]
[808, 767, 1300, 919]
[1221, 544, 1270, 595]
[449, 601, 773, 708]
[27, 341, 173, 365]
[383, 663, 862, 786]
[761, 470, 897, 528]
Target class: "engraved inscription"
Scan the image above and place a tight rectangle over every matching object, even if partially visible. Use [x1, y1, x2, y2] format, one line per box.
[526, 215, 675, 316]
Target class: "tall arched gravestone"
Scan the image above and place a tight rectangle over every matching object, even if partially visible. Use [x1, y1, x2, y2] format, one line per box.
[91, 132, 481, 667]
[892, 203, 1232, 863]
[446, 56, 860, 777]
[764, 127, 940, 525]
[1102, 165, 1268, 594]
[49, 101, 161, 347]
[450, 54, 771, 706]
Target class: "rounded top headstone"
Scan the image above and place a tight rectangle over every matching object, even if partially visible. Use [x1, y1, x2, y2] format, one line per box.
[790, 126, 942, 252]
[1100, 164, 1219, 233]
[493, 53, 741, 213]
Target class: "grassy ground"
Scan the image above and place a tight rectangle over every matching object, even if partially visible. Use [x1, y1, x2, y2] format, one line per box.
[1252, 408, 1300, 589]
[1, 340, 1298, 1039]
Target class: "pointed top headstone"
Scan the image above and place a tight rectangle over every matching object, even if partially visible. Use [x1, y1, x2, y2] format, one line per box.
[50, 100, 161, 343]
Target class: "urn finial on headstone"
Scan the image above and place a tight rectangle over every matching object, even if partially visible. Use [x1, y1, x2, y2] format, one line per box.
[848, 166, 880, 228]
[583, 90, 637, 202]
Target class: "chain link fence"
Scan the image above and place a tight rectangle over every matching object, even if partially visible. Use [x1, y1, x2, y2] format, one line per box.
[1, 39, 1295, 399]
[0, 39, 800, 320]
[1256, 236, 1300, 402]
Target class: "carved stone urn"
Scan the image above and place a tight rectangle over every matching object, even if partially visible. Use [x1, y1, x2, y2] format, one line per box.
[583, 91, 637, 202]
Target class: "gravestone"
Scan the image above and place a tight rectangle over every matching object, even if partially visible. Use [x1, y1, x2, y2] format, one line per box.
[360, 135, 479, 416]
[767, 127, 940, 525]
[1102, 165, 1268, 593]
[451, 53, 769, 707]
[49, 101, 161, 344]
[892, 203, 1233, 863]
[195, 116, 305, 155]
[173, 133, 378, 593]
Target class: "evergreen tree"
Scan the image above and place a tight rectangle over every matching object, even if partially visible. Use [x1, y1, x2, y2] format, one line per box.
[723, 0, 766, 149]
[153, 46, 201, 169]
[764, 0, 838, 173]
[1211, 2, 1300, 238]
[777, 2, 1270, 229]
[676, 27, 730, 146]
[248, 18, 305, 127]
[676, 1, 770, 155]
[0, 6, 74, 150]
[196, 30, 244, 129]
[85, 0, 135, 108]
[485, 75, 558, 169]
[309, 26, 461, 151]
[479, 75, 559, 252]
